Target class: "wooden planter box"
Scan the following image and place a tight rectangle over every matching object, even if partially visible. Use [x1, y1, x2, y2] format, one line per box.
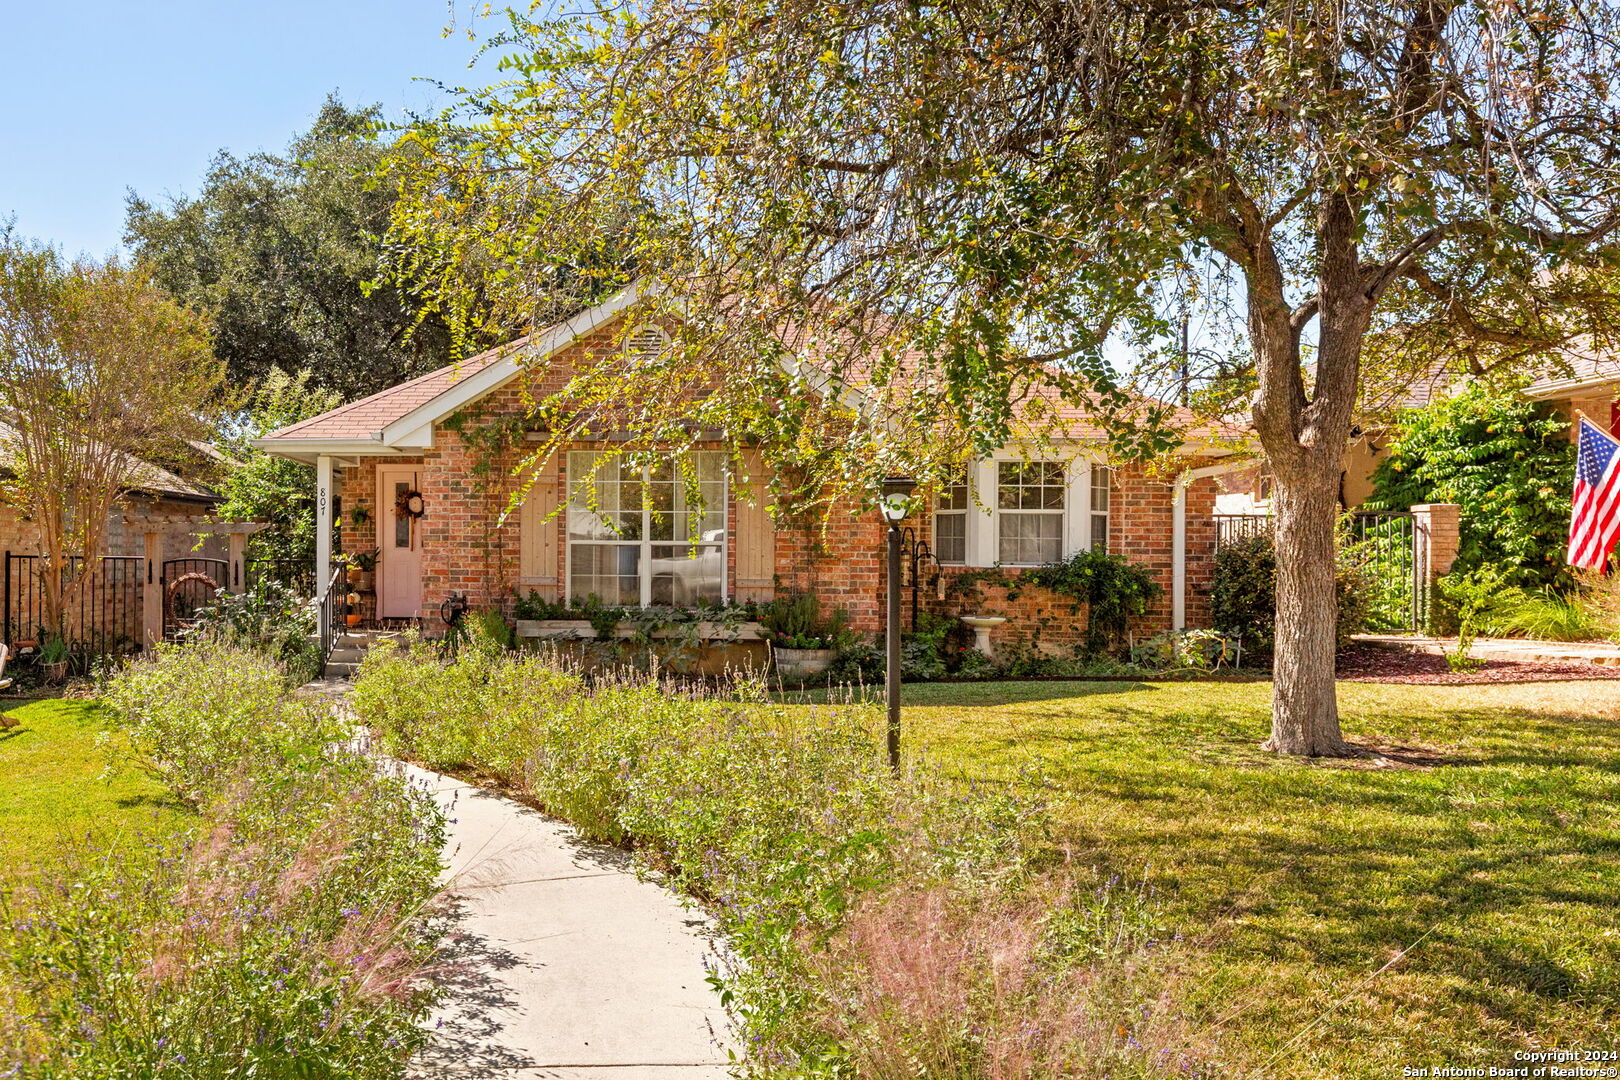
[514, 619, 767, 642]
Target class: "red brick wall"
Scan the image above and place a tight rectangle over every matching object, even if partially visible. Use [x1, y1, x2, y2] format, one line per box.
[0, 498, 225, 561]
[328, 312, 1221, 637]
[774, 494, 890, 633]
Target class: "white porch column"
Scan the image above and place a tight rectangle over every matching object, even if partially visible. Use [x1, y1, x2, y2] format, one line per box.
[1172, 483, 1188, 631]
[315, 454, 334, 595]
[1174, 460, 1252, 633]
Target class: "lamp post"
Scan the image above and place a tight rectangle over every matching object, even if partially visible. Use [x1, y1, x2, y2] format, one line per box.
[878, 475, 916, 772]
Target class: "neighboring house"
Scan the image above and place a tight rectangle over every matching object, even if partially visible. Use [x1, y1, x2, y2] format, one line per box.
[0, 426, 228, 650]
[0, 421, 226, 560]
[254, 289, 1243, 650]
[1519, 349, 1620, 433]
[1215, 352, 1615, 516]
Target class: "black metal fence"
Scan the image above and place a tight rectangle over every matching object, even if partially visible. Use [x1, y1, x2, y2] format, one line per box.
[1211, 510, 1424, 631]
[1343, 511, 1423, 631]
[2, 552, 144, 664]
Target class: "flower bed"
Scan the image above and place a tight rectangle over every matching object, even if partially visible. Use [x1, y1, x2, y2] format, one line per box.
[0, 641, 446, 1076]
[349, 639, 1216, 1076]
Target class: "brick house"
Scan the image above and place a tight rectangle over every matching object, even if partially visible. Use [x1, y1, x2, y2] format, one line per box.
[254, 289, 1241, 650]
[0, 425, 230, 651]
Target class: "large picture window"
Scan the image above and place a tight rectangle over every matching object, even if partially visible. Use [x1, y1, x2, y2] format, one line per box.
[996, 461, 1065, 565]
[567, 451, 726, 606]
[933, 473, 969, 564]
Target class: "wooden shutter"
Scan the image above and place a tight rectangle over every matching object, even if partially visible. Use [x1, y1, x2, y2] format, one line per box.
[519, 453, 562, 597]
[733, 449, 776, 602]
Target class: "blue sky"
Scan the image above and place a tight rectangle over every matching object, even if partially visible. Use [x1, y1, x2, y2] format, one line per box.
[0, 1, 488, 259]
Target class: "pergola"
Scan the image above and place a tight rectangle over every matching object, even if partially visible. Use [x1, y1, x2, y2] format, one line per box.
[137, 521, 269, 645]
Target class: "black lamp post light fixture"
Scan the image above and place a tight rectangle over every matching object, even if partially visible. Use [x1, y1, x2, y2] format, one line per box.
[878, 474, 916, 771]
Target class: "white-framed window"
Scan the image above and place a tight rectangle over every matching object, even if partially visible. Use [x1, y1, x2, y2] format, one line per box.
[1090, 465, 1112, 552]
[566, 451, 726, 607]
[995, 460, 1066, 565]
[933, 473, 969, 564]
[1254, 470, 1274, 505]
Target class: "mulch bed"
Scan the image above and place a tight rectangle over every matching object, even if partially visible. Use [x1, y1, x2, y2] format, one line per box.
[1335, 641, 1620, 685]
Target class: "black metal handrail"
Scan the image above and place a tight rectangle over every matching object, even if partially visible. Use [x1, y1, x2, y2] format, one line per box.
[314, 566, 343, 673]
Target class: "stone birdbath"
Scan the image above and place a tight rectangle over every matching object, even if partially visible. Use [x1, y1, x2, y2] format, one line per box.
[959, 615, 1007, 657]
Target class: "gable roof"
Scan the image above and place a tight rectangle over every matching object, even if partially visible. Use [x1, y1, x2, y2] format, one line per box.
[252, 287, 645, 462]
[264, 339, 528, 442]
[254, 283, 1238, 463]
[0, 420, 220, 503]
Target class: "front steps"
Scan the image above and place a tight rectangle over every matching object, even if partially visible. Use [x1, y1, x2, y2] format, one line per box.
[323, 628, 406, 678]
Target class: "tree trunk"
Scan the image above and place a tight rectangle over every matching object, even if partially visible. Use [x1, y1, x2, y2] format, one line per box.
[1265, 460, 1351, 755]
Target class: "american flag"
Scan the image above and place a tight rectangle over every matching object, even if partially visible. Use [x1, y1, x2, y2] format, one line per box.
[1569, 417, 1620, 569]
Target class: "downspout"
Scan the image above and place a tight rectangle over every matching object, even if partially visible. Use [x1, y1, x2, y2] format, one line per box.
[1173, 460, 1253, 632]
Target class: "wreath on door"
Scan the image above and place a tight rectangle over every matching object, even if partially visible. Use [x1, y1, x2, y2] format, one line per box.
[396, 489, 426, 519]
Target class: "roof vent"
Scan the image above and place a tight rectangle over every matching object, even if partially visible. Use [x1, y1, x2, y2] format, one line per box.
[623, 324, 670, 363]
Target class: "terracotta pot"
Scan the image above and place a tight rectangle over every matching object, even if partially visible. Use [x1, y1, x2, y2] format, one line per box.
[773, 647, 837, 678]
[13, 639, 37, 651]
[41, 660, 69, 684]
[346, 567, 363, 586]
[345, 613, 362, 627]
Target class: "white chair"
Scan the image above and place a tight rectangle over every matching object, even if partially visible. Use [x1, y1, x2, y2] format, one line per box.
[0, 644, 11, 691]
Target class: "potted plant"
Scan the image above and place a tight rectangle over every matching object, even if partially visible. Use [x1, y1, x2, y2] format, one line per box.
[352, 549, 378, 592]
[39, 634, 70, 684]
[345, 592, 363, 627]
[760, 593, 845, 677]
[772, 631, 840, 677]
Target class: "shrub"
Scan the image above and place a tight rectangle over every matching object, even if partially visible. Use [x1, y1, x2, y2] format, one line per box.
[1366, 383, 1575, 589]
[349, 647, 1214, 1076]
[102, 639, 346, 807]
[1023, 550, 1162, 655]
[1210, 531, 1374, 650]
[1480, 587, 1613, 642]
[182, 578, 320, 684]
[756, 591, 851, 649]
[1437, 566, 1503, 671]
[2, 640, 447, 1077]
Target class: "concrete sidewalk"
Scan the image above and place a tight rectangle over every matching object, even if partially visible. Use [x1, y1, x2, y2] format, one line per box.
[402, 762, 733, 1079]
[1355, 633, 1620, 666]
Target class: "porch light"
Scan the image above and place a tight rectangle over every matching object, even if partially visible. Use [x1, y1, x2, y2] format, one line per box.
[878, 475, 917, 525]
[877, 474, 916, 772]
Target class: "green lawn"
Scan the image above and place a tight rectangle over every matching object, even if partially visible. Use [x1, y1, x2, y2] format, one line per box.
[879, 679, 1620, 1078]
[0, 698, 193, 869]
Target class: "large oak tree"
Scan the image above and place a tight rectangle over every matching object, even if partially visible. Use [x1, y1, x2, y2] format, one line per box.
[126, 99, 497, 402]
[387, 0, 1620, 754]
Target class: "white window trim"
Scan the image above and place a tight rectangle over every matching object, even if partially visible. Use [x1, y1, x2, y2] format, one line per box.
[564, 451, 729, 608]
[1089, 464, 1113, 554]
[963, 454, 1107, 568]
[932, 477, 970, 565]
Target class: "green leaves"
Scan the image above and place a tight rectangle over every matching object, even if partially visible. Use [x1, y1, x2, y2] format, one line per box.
[1366, 385, 1576, 589]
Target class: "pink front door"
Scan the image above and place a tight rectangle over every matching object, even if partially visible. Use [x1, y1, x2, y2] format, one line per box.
[378, 465, 424, 619]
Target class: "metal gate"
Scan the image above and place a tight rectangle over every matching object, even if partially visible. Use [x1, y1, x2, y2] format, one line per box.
[1342, 512, 1422, 631]
[161, 558, 229, 639]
